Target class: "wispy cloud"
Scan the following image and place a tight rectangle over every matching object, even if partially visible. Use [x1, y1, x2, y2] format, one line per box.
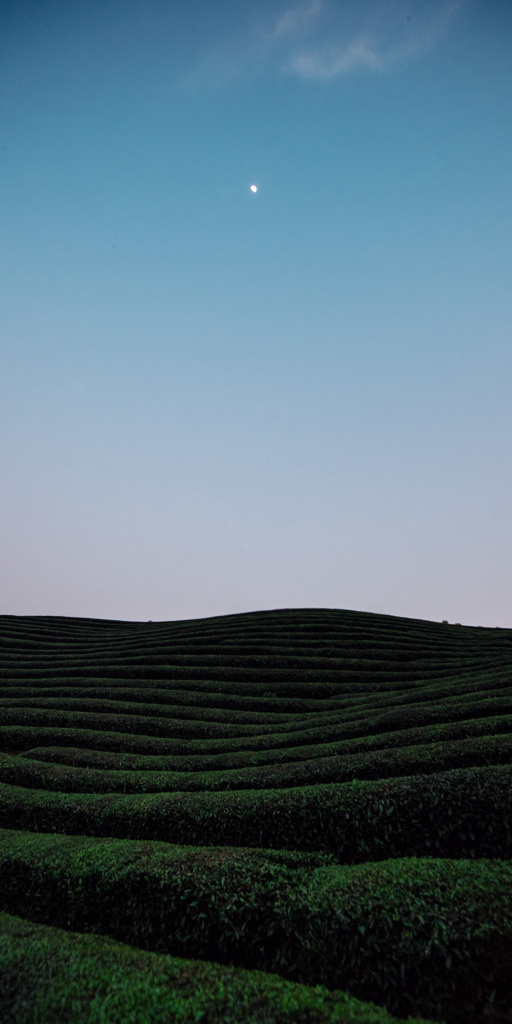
[185, 0, 469, 89]
[289, 37, 387, 78]
[284, 1, 469, 80]
[272, 0, 323, 42]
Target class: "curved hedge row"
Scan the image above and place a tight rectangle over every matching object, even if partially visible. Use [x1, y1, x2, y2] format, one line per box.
[1, 828, 511, 1022]
[0, 912, 438, 1024]
[2, 731, 512, 793]
[1, 765, 510, 863]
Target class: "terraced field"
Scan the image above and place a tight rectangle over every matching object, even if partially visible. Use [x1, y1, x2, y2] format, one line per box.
[1, 607, 511, 1024]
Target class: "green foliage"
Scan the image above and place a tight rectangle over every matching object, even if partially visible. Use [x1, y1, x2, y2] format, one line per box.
[2, 730, 512, 793]
[1, 830, 512, 1021]
[0, 764, 511, 862]
[0, 912, 439, 1024]
[1, 606, 512, 1023]
[13, 706, 512, 771]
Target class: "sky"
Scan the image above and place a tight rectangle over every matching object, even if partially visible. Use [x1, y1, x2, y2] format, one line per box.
[1, 0, 511, 627]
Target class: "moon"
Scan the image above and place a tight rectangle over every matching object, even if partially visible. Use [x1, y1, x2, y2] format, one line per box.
[250, 184, 258, 193]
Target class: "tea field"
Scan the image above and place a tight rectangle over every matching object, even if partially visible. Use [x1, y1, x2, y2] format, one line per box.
[1, 606, 511, 1023]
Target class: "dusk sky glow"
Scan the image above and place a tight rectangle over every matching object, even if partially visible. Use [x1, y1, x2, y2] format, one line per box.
[1, 0, 511, 626]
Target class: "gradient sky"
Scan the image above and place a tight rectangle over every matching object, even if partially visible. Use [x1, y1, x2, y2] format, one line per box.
[1, 0, 511, 626]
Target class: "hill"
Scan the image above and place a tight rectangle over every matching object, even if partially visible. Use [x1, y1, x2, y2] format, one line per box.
[1, 607, 511, 1023]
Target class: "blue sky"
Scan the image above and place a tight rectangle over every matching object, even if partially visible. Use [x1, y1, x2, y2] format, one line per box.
[1, 0, 511, 626]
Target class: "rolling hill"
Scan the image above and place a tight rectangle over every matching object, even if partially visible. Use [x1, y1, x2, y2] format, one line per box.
[1, 607, 511, 1024]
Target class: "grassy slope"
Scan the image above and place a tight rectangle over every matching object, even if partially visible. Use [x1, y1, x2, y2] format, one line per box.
[1, 606, 512, 1024]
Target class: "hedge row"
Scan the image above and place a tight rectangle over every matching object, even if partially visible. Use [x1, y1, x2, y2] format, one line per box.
[3, 686, 512, 725]
[2, 617, 508, 650]
[2, 731, 512, 793]
[0, 695, 299, 726]
[0, 724, 197, 756]
[0, 764, 510, 861]
[1, 623, 502, 649]
[1, 830, 511, 1022]
[0, 706, 268, 739]
[0, 683, 352, 712]
[0, 912, 439, 1024]
[0, 654, 501, 677]
[0, 690, 510, 760]
[15, 712, 512, 774]
[2, 685, 512, 749]
[0, 662, 505, 686]
[2, 623, 505, 653]
[2, 665, 510, 701]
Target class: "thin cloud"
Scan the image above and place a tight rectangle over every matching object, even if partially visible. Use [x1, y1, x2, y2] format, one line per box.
[290, 37, 386, 78]
[184, 0, 470, 90]
[273, 0, 323, 42]
[183, 0, 325, 88]
[285, 1, 469, 80]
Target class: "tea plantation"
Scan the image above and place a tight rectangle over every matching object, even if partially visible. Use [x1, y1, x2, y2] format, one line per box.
[1, 607, 511, 1023]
